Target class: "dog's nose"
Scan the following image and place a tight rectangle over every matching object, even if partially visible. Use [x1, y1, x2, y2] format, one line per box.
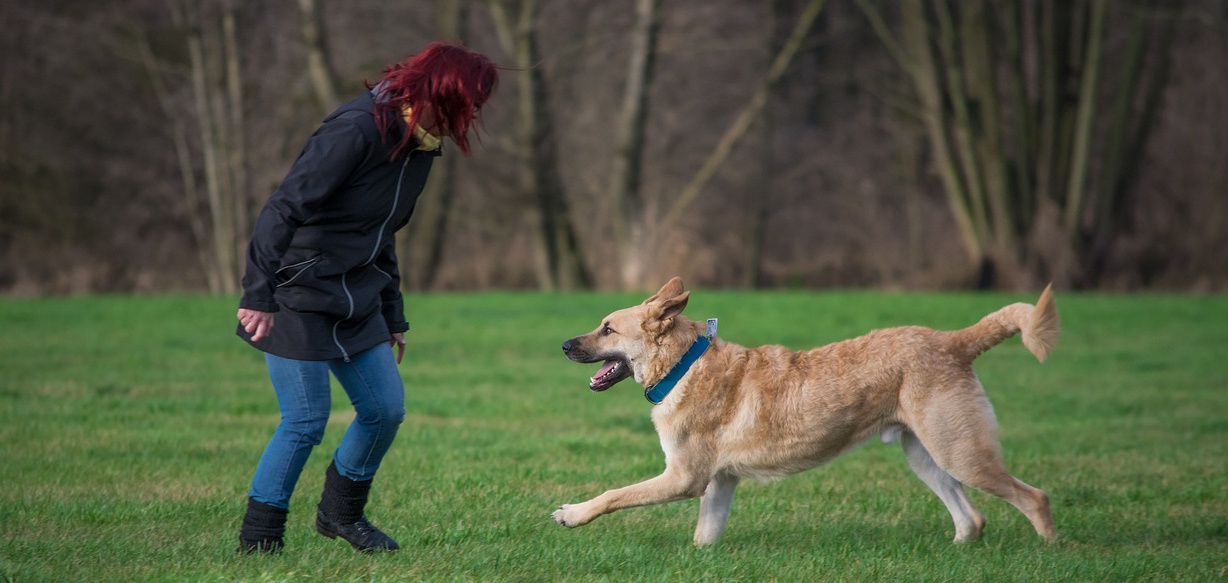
[562, 338, 578, 353]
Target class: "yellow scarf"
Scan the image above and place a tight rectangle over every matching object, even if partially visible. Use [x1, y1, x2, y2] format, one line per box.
[401, 106, 441, 151]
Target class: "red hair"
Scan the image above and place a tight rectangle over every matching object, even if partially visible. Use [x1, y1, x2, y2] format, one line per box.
[367, 41, 500, 158]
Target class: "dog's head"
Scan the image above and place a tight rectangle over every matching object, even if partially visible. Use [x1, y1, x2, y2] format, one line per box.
[562, 277, 693, 391]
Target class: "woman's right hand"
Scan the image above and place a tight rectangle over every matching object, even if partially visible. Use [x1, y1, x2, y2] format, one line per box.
[237, 308, 275, 342]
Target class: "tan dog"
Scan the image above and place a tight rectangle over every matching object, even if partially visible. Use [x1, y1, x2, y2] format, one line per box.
[553, 277, 1059, 546]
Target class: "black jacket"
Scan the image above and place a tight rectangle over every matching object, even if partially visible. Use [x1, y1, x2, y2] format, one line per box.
[237, 90, 439, 361]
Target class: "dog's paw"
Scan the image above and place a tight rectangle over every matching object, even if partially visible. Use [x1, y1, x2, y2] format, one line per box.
[551, 504, 590, 528]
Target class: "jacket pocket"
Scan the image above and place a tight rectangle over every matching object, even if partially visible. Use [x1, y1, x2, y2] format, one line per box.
[275, 256, 322, 288]
[276, 271, 350, 317]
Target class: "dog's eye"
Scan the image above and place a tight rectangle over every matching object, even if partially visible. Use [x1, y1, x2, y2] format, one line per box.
[601, 324, 615, 336]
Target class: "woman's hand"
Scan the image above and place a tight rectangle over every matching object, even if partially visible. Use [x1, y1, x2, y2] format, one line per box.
[237, 308, 275, 342]
[391, 332, 407, 364]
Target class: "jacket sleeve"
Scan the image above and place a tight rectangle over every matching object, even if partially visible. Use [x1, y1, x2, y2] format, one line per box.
[239, 119, 369, 312]
[374, 240, 409, 334]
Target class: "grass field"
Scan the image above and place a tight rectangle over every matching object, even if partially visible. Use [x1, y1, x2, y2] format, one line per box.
[1, 288, 1225, 582]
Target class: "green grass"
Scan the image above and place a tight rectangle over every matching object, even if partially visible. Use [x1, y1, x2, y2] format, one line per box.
[0, 289, 1225, 582]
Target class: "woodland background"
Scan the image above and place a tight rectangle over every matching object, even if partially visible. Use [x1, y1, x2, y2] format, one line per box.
[1, 0, 1225, 295]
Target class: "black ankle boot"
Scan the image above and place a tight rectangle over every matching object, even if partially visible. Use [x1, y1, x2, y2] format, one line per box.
[316, 462, 399, 552]
[237, 498, 287, 554]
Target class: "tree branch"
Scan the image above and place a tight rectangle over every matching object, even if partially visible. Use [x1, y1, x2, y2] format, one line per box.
[657, 0, 827, 236]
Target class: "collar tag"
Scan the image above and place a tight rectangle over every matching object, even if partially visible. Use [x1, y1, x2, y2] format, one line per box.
[706, 318, 718, 340]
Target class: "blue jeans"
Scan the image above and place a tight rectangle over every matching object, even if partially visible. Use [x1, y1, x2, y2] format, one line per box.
[248, 343, 405, 509]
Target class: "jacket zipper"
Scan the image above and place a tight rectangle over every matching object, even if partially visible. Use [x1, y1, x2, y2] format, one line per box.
[332, 272, 356, 362]
[274, 256, 321, 288]
[332, 157, 409, 362]
[364, 158, 408, 266]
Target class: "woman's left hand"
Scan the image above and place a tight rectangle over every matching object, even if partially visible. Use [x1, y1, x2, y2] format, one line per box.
[238, 308, 275, 342]
[391, 332, 407, 364]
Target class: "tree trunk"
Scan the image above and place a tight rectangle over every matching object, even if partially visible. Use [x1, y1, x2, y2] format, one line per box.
[660, 0, 827, 266]
[1062, 0, 1105, 234]
[164, 0, 250, 294]
[135, 27, 217, 292]
[742, 0, 790, 288]
[297, 0, 341, 115]
[487, 0, 592, 290]
[402, 0, 466, 291]
[860, 0, 1176, 289]
[608, 0, 661, 290]
[172, 0, 239, 293]
[222, 0, 251, 291]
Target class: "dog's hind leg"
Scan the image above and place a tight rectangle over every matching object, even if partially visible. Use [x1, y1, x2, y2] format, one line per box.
[900, 430, 985, 542]
[905, 383, 1057, 543]
[693, 471, 740, 547]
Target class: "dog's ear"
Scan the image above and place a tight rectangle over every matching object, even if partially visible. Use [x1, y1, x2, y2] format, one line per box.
[642, 277, 685, 306]
[644, 289, 689, 338]
[657, 290, 689, 321]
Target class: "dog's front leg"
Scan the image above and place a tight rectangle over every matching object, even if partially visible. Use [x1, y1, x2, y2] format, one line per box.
[693, 471, 740, 546]
[552, 468, 705, 528]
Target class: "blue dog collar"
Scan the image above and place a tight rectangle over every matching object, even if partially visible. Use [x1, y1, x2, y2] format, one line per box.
[644, 335, 710, 405]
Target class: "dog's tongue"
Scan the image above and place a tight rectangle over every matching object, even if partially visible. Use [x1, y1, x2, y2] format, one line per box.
[591, 360, 618, 383]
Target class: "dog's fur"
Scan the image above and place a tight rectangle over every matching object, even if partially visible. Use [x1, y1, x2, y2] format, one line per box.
[553, 277, 1059, 546]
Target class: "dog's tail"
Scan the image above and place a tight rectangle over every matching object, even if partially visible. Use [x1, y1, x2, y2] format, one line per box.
[950, 284, 1059, 363]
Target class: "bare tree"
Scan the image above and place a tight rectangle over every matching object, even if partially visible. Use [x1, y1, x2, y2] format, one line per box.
[298, 0, 342, 115]
[402, 0, 466, 291]
[660, 0, 827, 273]
[606, 0, 661, 290]
[601, 0, 826, 290]
[2, 0, 1223, 295]
[858, 0, 1180, 288]
[162, 0, 250, 293]
[134, 26, 216, 291]
[740, 0, 789, 289]
[486, 0, 592, 290]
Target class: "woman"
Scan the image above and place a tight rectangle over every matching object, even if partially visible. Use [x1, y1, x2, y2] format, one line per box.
[235, 41, 499, 554]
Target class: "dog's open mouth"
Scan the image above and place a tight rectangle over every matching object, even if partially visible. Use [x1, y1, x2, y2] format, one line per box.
[589, 358, 632, 392]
